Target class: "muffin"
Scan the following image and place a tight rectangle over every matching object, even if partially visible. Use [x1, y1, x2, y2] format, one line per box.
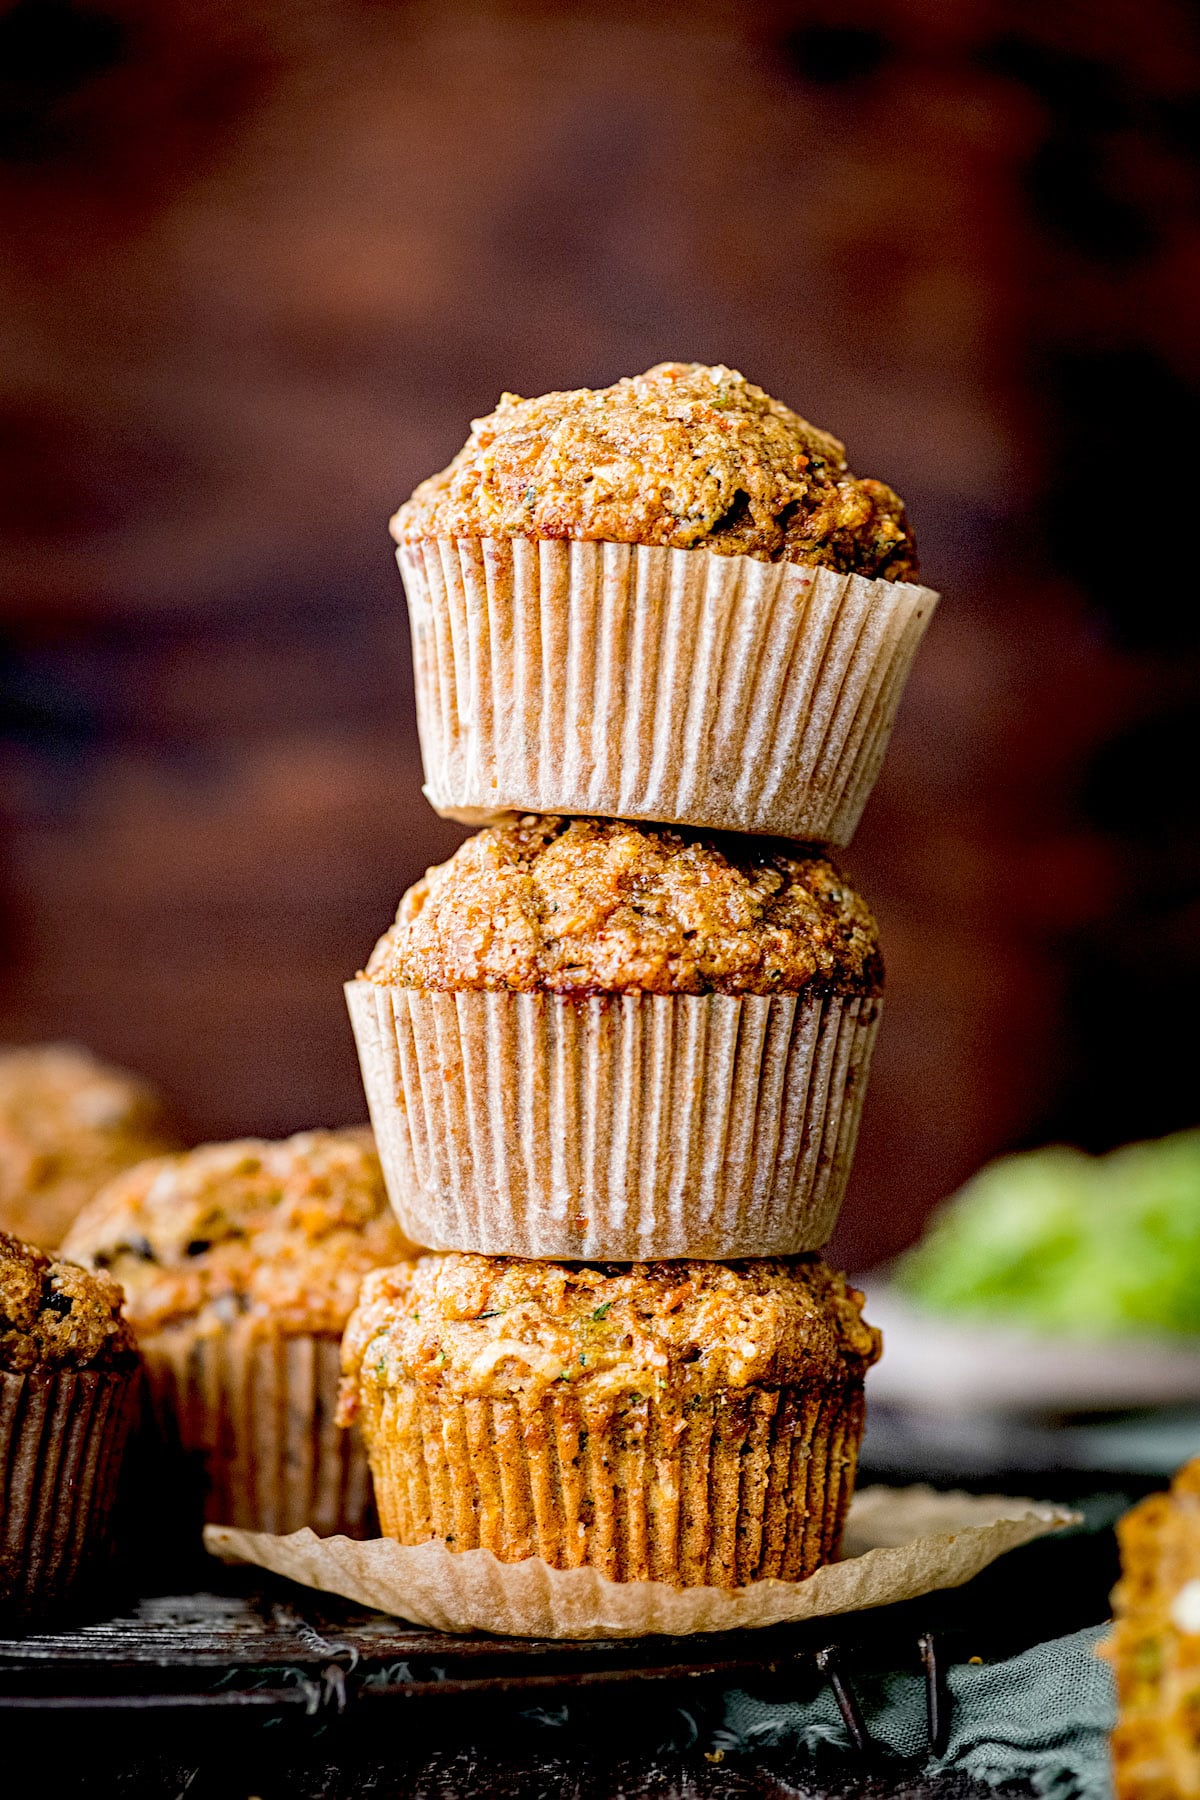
[0, 1231, 141, 1626]
[63, 1128, 415, 1537]
[391, 362, 937, 844]
[1102, 1457, 1200, 1800]
[346, 816, 882, 1260]
[0, 1043, 179, 1250]
[339, 1252, 881, 1587]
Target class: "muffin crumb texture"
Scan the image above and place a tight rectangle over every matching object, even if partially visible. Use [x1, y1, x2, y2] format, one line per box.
[392, 362, 917, 581]
[0, 1231, 136, 1373]
[341, 1252, 880, 1413]
[63, 1128, 414, 1336]
[364, 817, 882, 998]
[0, 1043, 179, 1250]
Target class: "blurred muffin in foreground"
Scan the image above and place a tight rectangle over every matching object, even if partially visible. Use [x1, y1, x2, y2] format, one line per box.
[64, 1128, 415, 1537]
[0, 1044, 180, 1250]
[339, 1252, 880, 1587]
[391, 363, 937, 844]
[348, 818, 883, 1261]
[0, 1231, 141, 1625]
[1103, 1458, 1200, 1800]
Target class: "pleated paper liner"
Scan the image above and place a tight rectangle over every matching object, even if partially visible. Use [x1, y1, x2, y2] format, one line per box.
[346, 983, 879, 1260]
[399, 536, 938, 846]
[207, 1486, 1077, 1640]
[358, 1382, 863, 1587]
[142, 1320, 375, 1538]
[0, 1365, 140, 1627]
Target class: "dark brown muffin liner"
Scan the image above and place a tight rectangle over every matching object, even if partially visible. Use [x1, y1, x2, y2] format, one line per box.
[399, 537, 937, 845]
[357, 1379, 866, 1589]
[142, 1321, 374, 1537]
[346, 983, 879, 1259]
[0, 1365, 140, 1627]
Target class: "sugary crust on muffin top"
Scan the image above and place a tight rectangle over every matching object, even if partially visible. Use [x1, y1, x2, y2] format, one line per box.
[362, 816, 882, 998]
[62, 1129, 415, 1337]
[0, 1230, 137, 1373]
[391, 362, 917, 581]
[340, 1253, 880, 1411]
[0, 1043, 179, 1250]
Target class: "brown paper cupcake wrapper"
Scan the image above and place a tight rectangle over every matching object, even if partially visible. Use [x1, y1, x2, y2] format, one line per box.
[207, 1485, 1077, 1639]
[346, 983, 880, 1260]
[360, 1382, 862, 1588]
[142, 1321, 374, 1538]
[0, 1366, 140, 1626]
[399, 537, 938, 845]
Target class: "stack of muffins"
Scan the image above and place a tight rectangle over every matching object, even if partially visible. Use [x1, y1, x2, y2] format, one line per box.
[338, 363, 939, 1589]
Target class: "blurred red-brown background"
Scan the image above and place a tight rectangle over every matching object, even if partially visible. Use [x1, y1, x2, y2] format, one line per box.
[2, 0, 1198, 1268]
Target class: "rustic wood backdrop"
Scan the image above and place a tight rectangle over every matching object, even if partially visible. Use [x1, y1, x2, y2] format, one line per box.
[2, 0, 1197, 1267]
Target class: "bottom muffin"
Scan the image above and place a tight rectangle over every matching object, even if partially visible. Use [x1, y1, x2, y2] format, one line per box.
[0, 1231, 141, 1626]
[339, 1254, 880, 1587]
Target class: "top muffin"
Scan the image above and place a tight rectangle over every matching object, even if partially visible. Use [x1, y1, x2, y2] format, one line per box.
[363, 816, 882, 997]
[0, 1044, 179, 1250]
[0, 1231, 137, 1374]
[62, 1128, 415, 1337]
[392, 362, 917, 581]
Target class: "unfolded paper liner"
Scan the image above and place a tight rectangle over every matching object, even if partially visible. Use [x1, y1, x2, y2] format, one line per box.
[206, 1484, 1078, 1640]
[0, 1366, 140, 1626]
[399, 537, 938, 845]
[361, 1381, 863, 1587]
[346, 982, 880, 1260]
[142, 1320, 375, 1538]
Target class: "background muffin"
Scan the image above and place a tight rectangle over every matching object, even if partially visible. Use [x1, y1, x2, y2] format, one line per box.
[340, 1251, 880, 1587]
[0, 1231, 141, 1625]
[64, 1127, 415, 1536]
[0, 1044, 179, 1250]
[391, 363, 936, 844]
[347, 819, 883, 1260]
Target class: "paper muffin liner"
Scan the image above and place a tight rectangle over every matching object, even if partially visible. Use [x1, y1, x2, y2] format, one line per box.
[346, 983, 879, 1260]
[399, 537, 938, 845]
[0, 1366, 140, 1627]
[141, 1320, 375, 1538]
[207, 1484, 1077, 1639]
[356, 1379, 862, 1588]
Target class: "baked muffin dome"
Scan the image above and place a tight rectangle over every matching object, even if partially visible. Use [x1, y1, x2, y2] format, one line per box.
[391, 362, 917, 581]
[62, 1127, 415, 1337]
[0, 1044, 179, 1250]
[342, 1252, 880, 1409]
[0, 1230, 136, 1373]
[363, 816, 882, 998]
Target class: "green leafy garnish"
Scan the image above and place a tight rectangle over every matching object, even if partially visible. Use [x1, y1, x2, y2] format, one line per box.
[895, 1129, 1200, 1337]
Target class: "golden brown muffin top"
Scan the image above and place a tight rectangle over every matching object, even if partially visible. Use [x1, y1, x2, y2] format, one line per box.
[363, 816, 882, 998]
[0, 1230, 137, 1373]
[340, 1253, 880, 1412]
[391, 362, 917, 581]
[62, 1128, 416, 1338]
[0, 1043, 180, 1251]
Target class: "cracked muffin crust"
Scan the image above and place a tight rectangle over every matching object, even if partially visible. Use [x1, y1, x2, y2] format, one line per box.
[63, 1127, 415, 1337]
[392, 362, 917, 581]
[0, 1230, 136, 1373]
[0, 1043, 179, 1250]
[341, 1253, 880, 1411]
[363, 816, 882, 998]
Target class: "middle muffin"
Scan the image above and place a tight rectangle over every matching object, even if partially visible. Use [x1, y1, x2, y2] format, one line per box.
[347, 815, 882, 1261]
